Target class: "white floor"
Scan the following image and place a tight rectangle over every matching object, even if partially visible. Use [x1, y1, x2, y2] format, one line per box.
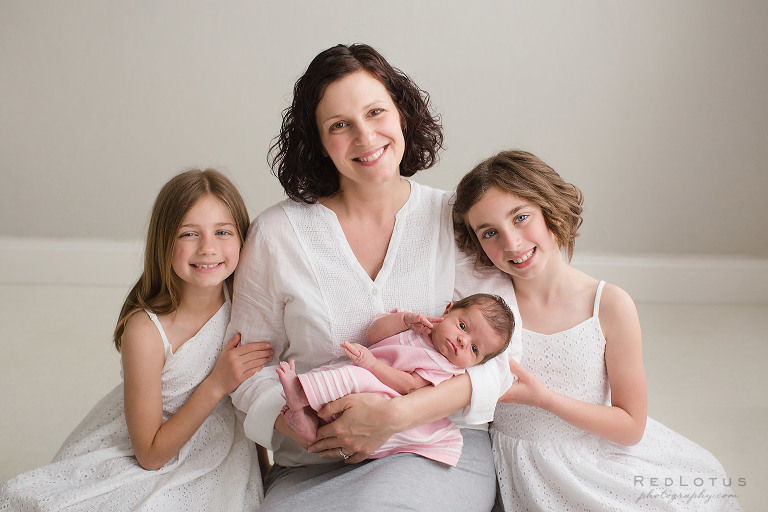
[0, 283, 764, 510]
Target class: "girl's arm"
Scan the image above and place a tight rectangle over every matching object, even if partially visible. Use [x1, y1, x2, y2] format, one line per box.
[365, 311, 442, 343]
[499, 284, 647, 446]
[341, 342, 431, 394]
[122, 314, 269, 470]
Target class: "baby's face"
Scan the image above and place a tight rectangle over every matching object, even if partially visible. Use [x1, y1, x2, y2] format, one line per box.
[431, 304, 503, 368]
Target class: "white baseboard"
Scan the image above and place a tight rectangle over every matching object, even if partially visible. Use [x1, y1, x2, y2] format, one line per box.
[571, 254, 768, 304]
[1, 238, 766, 303]
[0, 238, 144, 288]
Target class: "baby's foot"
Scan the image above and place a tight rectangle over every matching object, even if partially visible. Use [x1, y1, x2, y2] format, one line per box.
[276, 360, 310, 410]
[281, 404, 319, 443]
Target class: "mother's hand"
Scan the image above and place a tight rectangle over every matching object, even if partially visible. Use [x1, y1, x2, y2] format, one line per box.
[309, 393, 400, 464]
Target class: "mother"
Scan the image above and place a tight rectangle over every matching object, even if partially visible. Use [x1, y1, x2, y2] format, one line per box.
[227, 43, 519, 511]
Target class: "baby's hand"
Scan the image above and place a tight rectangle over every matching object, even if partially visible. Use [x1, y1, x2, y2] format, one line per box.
[341, 342, 376, 371]
[403, 312, 443, 335]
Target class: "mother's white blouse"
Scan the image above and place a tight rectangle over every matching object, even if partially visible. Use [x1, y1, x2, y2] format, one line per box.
[227, 180, 520, 467]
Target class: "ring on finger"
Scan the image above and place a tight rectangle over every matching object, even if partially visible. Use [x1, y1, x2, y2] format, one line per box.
[338, 448, 351, 460]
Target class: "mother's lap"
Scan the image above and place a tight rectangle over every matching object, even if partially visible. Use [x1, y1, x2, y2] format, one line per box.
[260, 429, 496, 512]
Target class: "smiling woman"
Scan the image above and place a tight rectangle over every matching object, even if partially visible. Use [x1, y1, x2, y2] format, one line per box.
[315, 70, 406, 190]
[269, 44, 443, 205]
[225, 43, 521, 511]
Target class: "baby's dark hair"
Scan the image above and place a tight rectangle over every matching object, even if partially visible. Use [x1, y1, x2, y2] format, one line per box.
[452, 293, 515, 363]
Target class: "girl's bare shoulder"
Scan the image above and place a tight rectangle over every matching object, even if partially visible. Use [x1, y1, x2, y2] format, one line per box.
[599, 282, 637, 315]
[122, 310, 164, 354]
[597, 282, 640, 342]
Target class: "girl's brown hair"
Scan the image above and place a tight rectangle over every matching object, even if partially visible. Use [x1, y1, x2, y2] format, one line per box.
[453, 150, 583, 266]
[113, 169, 250, 351]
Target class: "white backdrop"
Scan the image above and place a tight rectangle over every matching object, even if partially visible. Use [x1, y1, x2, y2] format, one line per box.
[2, 0, 767, 259]
[0, 3, 766, 509]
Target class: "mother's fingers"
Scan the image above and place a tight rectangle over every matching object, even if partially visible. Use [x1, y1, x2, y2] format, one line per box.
[308, 435, 339, 454]
[311, 415, 343, 443]
[308, 439, 359, 464]
[313, 447, 360, 464]
[316, 395, 355, 422]
[343, 449, 366, 464]
[310, 417, 351, 451]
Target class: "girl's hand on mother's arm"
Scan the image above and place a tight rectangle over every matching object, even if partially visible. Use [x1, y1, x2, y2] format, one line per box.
[497, 358, 550, 407]
[218, 338, 274, 384]
[310, 394, 402, 464]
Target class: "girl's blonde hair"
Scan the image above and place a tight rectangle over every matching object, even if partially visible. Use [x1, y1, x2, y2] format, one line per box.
[113, 169, 250, 351]
[453, 150, 583, 266]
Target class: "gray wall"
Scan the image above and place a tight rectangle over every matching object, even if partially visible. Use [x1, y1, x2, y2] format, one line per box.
[2, 0, 767, 257]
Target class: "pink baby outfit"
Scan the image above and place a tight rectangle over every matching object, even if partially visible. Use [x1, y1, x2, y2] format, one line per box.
[298, 325, 466, 466]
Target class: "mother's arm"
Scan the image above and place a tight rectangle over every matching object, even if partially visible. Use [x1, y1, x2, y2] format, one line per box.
[226, 220, 289, 449]
[310, 373, 473, 463]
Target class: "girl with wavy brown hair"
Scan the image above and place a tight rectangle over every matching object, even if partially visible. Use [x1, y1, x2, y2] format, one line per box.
[454, 150, 740, 512]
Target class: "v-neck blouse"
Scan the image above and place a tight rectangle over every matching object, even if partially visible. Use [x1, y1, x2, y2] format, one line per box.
[313, 191, 411, 287]
[228, 180, 520, 467]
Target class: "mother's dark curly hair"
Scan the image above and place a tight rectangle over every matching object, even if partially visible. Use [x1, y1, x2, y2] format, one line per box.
[269, 43, 444, 203]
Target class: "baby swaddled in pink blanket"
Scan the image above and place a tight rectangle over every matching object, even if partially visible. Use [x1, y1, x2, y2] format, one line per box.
[277, 293, 515, 466]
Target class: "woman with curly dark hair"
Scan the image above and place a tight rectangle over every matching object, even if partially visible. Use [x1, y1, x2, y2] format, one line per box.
[226, 43, 520, 511]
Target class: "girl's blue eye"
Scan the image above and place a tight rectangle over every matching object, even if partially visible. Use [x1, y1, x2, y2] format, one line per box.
[178, 232, 195, 238]
[459, 321, 466, 331]
[216, 230, 232, 236]
[514, 214, 528, 223]
[481, 229, 498, 239]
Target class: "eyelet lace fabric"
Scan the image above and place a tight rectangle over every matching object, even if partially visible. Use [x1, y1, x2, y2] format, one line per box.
[491, 282, 742, 511]
[0, 296, 262, 511]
